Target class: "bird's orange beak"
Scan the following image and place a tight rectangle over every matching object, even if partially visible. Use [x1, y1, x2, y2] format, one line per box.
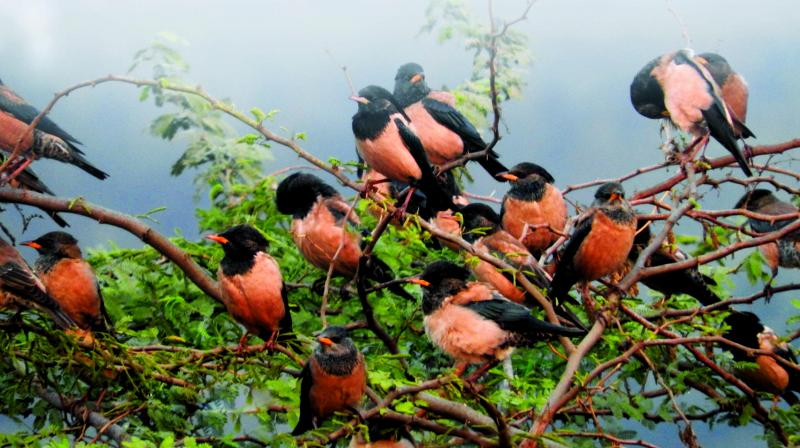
[498, 173, 519, 182]
[20, 241, 41, 250]
[609, 193, 622, 202]
[317, 336, 334, 346]
[407, 278, 431, 287]
[410, 73, 424, 84]
[350, 95, 369, 105]
[206, 235, 229, 245]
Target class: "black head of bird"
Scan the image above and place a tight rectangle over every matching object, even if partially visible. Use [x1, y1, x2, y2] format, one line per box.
[593, 182, 626, 205]
[734, 189, 775, 211]
[419, 260, 471, 314]
[501, 162, 556, 200]
[723, 311, 763, 352]
[315, 326, 360, 374]
[207, 225, 268, 267]
[630, 55, 667, 119]
[22, 231, 81, 260]
[394, 62, 430, 106]
[459, 203, 501, 243]
[351, 85, 407, 118]
[275, 172, 339, 219]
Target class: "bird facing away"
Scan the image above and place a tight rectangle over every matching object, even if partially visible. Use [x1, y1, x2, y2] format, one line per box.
[628, 219, 721, 306]
[293, 326, 367, 435]
[276, 173, 419, 301]
[393, 63, 509, 180]
[735, 189, 800, 275]
[695, 52, 754, 139]
[206, 224, 292, 348]
[0, 236, 75, 329]
[499, 162, 567, 255]
[351, 85, 454, 213]
[419, 261, 585, 366]
[1, 154, 68, 227]
[0, 80, 108, 179]
[630, 49, 752, 176]
[22, 231, 111, 333]
[550, 182, 637, 307]
[723, 311, 799, 403]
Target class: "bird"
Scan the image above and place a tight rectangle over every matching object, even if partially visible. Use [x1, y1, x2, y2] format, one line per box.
[275, 172, 421, 301]
[550, 182, 637, 310]
[735, 189, 800, 275]
[723, 311, 799, 403]
[351, 85, 453, 213]
[419, 260, 585, 370]
[0, 235, 75, 329]
[292, 326, 367, 435]
[1, 154, 68, 227]
[695, 52, 754, 140]
[206, 224, 292, 348]
[460, 202, 547, 304]
[499, 162, 567, 256]
[628, 219, 721, 306]
[21, 231, 111, 333]
[393, 63, 509, 180]
[630, 49, 753, 176]
[0, 79, 108, 180]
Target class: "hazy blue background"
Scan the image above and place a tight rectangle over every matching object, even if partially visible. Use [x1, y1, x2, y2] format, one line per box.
[0, 1, 798, 445]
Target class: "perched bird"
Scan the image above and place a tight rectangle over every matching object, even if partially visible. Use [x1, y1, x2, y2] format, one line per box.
[1, 154, 68, 227]
[460, 202, 546, 303]
[550, 183, 637, 308]
[351, 85, 453, 213]
[276, 173, 419, 301]
[628, 219, 721, 306]
[349, 419, 414, 448]
[695, 53, 754, 139]
[419, 261, 584, 368]
[499, 162, 567, 255]
[723, 311, 799, 403]
[630, 49, 753, 176]
[735, 189, 800, 275]
[206, 224, 292, 348]
[293, 326, 367, 435]
[0, 236, 75, 329]
[0, 80, 108, 179]
[393, 63, 508, 180]
[22, 231, 111, 332]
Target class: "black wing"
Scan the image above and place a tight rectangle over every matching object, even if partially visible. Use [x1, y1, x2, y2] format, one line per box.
[92, 285, 114, 334]
[292, 362, 315, 435]
[748, 201, 797, 235]
[682, 57, 752, 176]
[422, 97, 508, 178]
[0, 84, 83, 146]
[0, 262, 75, 329]
[550, 213, 594, 305]
[463, 298, 585, 342]
[640, 250, 721, 307]
[395, 118, 454, 212]
[278, 284, 294, 342]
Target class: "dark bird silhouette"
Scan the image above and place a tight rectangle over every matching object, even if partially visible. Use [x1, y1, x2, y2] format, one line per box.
[550, 183, 637, 310]
[630, 49, 752, 176]
[723, 311, 799, 403]
[275, 173, 420, 301]
[0, 80, 107, 179]
[0, 236, 75, 329]
[206, 224, 292, 348]
[22, 231, 111, 332]
[695, 52, 754, 139]
[419, 261, 585, 368]
[1, 154, 68, 227]
[393, 63, 508, 180]
[735, 189, 800, 275]
[499, 162, 567, 256]
[292, 326, 367, 435]
[628, 219, 721, 306]
[351, 85, 453, 213]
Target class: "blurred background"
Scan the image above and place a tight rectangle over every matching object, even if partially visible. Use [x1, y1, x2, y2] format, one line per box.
[0, 1, 798, 445]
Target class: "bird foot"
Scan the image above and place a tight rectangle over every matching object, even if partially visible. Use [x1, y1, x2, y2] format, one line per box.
[236, 333, 251, 354]
[262, 332, 279, 352]
[361, 178, 391, 198]
[393, 186, 417, 219]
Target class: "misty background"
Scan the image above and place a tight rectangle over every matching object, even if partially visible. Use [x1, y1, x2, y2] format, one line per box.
[0, 1, 798, 445]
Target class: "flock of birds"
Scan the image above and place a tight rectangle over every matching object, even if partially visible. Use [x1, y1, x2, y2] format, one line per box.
[0, 48, 798, 444]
